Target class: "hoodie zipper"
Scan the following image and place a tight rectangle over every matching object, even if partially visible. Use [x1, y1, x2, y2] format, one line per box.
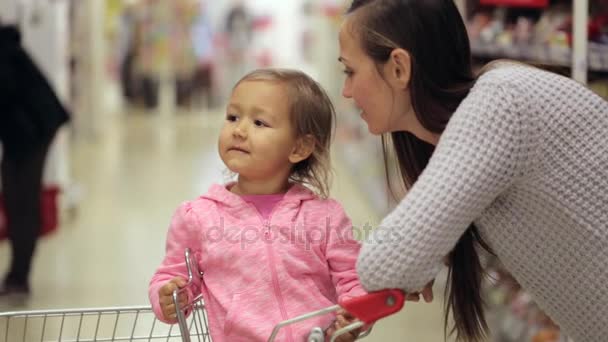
[246, 202, 295, 342]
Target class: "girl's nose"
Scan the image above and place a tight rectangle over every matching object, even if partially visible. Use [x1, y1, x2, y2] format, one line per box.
[233, 121, 248, 139]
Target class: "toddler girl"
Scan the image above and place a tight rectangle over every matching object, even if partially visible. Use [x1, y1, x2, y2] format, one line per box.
[149, 69, 366, 341]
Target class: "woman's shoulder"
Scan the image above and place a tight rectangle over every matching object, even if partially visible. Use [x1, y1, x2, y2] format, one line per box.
[475, 61, 574, 93]
[464, 63, 553, 115]
[445, 64, 537, 146]
[477, 63, 531, 86]
[459, 67, 526, 111]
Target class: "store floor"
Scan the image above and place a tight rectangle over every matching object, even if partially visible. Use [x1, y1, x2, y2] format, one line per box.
[0, 107, 453, 341]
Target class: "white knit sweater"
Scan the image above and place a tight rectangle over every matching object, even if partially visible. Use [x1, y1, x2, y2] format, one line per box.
[356, 64, 608, 341]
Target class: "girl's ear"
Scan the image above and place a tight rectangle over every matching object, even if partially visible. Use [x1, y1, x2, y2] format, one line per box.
[289, 135, 315, 164]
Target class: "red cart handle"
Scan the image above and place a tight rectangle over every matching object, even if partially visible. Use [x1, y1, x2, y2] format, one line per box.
[339, 289, 406, 324]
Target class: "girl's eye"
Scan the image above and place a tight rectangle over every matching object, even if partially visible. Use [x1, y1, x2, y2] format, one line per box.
[254, 119, 267, 127]
[343, 69, 354, 77]
[226, 114, 238, 122]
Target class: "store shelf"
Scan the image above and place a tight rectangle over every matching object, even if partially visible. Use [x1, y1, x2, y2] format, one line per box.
[479, 0, 549, 8]
[464, 0, 606, 83]
[471, 41, 608, 72]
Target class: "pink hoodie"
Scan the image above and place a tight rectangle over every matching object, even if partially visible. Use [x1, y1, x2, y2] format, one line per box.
[149, 183, 366, 341]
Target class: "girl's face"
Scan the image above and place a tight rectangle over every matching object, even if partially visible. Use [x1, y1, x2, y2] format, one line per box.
[338, 18, 413, 135]
[218, 81, 305, 183]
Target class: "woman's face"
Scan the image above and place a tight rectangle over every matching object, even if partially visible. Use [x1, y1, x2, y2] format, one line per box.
[338, 18, 411, 135]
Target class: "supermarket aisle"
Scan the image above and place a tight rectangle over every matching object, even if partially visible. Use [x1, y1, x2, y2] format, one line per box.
[0, 108, 451, 341]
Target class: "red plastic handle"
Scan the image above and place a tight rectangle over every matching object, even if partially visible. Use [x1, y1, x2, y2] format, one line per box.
[339, 289, 405, 324]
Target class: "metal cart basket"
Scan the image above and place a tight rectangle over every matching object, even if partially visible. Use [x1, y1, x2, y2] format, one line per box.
[1, 249, 405, 342]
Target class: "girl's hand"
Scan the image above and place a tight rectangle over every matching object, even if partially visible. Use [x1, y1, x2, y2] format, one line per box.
[158, 277, 188, 322]
[325, 309, 361, 342]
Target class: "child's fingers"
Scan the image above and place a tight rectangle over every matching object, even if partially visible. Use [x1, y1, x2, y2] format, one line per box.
[158, 279, 189, 312]
[175, 291, 188, 303]
[161, 296, 188, 321]
[333, 320, 359, 342]
[173, 276, 188, 288]
[160, 294, 188, 309]
[162, 303, 177, 320]
[336, 309, 354, 320]
[159, 282, 178, 297]
[326, 319, 359, 342]
[333, 333, 352, 342]
[174, 294, 188, 308]
[336, 314, 350, 327]
[169, 276, 188, 289]
[159, 277, 189, 296]
[159, 294, 172, 306]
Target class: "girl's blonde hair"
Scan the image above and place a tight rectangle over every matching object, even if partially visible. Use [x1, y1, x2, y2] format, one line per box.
[235, 68, 335, 198]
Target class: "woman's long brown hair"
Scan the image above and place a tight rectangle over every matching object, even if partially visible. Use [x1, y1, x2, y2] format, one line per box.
[346, 0, 494, 340]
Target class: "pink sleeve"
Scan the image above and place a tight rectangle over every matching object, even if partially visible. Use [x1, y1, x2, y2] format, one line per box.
[149, 202, 202, 323]
[325, 200, 368, 302]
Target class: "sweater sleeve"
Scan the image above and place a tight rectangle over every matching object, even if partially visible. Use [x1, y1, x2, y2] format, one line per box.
[149, 202, 203, 323]
[325, 200, 368, 301]
[357, 81, 530, 292]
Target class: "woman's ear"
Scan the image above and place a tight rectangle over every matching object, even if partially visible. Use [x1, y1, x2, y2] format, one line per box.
[386, 48, 412, 90]
[289, 135, 315, 164]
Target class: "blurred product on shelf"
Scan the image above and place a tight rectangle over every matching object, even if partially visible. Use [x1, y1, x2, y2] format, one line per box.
[484, 262, 568, 342]
[466, 2, 608, 72]
[114, 0, 213, 110]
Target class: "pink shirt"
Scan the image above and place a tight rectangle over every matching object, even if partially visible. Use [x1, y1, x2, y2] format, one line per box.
[240, 193, 285, 219]
[149, 183, 366, 342]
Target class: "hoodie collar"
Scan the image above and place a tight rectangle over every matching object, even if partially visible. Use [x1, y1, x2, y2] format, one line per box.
[201, 182, 316, 210]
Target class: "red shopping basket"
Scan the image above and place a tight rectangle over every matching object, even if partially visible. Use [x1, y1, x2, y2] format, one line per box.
[0, 186, 60, 241]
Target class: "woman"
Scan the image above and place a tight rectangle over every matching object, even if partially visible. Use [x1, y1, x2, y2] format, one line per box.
[338, 0, 608, 341]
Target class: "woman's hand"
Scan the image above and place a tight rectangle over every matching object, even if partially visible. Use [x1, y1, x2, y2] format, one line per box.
[406, 279, 434, 303]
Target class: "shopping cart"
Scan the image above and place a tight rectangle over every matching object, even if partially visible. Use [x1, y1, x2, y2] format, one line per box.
[1, 248, 406, 342]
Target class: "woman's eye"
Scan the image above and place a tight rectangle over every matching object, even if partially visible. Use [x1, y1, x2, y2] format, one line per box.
[343, 69, 354, 76]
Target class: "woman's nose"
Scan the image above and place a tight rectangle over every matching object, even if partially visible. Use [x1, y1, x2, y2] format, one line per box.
[342, 80, 352, 98]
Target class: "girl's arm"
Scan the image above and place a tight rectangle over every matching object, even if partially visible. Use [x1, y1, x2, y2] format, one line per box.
[149, 202, 203, 323]
[325, 200, 368, 301]
[357, 81, 531, 293]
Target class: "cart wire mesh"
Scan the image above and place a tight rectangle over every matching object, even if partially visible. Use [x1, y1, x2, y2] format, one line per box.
[1, 248, 208, 342]
[0, 301, 210, 342]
